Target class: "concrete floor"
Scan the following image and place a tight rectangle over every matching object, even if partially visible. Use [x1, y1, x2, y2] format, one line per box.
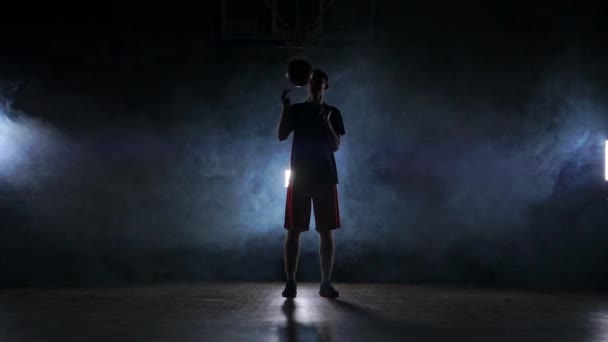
[1, 282, 608, 341]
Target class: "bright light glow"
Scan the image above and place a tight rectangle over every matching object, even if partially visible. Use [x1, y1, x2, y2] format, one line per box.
[0, 114, 23, 174]
[0, 108, 63, 183]
[605, 141, 608, 181]
[284, 169, 291, 187]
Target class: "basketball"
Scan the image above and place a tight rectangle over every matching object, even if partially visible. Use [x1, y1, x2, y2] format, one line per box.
[286, 59, 312, 87]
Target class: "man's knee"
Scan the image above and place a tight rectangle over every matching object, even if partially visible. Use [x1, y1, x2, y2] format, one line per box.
[286, 230, 302, 241]
[317, 230, 333, 240]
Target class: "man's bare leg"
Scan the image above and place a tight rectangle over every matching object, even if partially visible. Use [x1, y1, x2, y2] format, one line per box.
[282, 230, 301, 297]
[318, 230, 334, 284]
[318, 229, 339, 297]
[284, 230, 301, 283]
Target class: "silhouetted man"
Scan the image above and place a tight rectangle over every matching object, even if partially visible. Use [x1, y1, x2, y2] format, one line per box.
[277, 69, 345, 298]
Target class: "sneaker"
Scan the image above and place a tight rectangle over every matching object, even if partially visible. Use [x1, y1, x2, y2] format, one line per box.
[319, 282, 339, 298]
[282, 282, 297, 298]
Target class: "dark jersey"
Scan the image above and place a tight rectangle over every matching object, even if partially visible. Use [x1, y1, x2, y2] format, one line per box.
[286, 101, 345, 186]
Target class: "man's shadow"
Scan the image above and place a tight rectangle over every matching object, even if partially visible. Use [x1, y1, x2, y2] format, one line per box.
[279, 298, 333, 342]
[327, 298, 439, 340]
[280, 297, 431, 342]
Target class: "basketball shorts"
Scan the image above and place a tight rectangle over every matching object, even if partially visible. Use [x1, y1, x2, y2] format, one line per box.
[284, 182, 341, 232]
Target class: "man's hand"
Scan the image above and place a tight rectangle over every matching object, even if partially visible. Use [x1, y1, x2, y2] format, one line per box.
[281, 88, 291, 107]
[320, 107, 340, 151]
[325, 110, 332, 125]
[319, 106, 332, 125]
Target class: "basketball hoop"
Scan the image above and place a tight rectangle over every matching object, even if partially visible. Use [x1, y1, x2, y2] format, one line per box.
[263, 0, 325, 87]
[278, 23, 317, 60]
[281, 23, 316, 87]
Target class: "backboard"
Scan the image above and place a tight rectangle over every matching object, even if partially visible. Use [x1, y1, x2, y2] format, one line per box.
[219, 0, 375, 48]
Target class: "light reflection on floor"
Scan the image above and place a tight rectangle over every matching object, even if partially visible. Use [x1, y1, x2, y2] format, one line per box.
[277, 298, 335, 342]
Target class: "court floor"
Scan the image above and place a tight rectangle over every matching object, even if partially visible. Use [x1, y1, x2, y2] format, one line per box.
[1, 281, 607, 341]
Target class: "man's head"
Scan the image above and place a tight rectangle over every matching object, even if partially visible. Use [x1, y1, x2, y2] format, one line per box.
[308, 69, 329, 96]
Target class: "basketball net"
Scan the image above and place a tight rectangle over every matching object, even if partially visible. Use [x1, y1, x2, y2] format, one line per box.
[279, 22, 316, 61]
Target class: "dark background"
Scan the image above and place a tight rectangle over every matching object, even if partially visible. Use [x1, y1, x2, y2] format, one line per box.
[1, 1, 608, 289]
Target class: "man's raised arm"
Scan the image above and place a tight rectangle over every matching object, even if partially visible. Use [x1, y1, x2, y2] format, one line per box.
[277, 88, 292, 141]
